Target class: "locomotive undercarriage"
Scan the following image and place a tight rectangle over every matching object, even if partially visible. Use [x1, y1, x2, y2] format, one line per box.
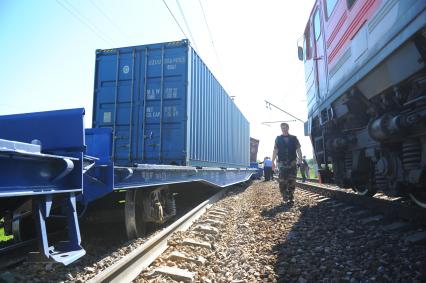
[312, 73, 426, 207]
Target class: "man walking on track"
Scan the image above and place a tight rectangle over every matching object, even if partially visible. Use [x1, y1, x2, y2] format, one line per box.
[272, 123, 303, 205]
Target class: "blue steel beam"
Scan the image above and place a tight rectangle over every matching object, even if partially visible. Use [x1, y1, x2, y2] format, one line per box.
[0, 108, 255, 265]
[0, 109, 87, 265]
[114, 164, 255, 190]
[0, 139, 81, 197]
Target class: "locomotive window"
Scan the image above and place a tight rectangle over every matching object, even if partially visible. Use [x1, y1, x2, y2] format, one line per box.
[325, 0, 338, 18]
[304, 28, 312, 60]
[314, 9, 321, 41]
[347, 0, 357, 9]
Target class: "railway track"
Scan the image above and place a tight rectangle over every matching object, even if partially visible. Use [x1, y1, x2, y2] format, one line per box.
[91, 180, 426, 282]
[88, 186, 231, 283]
[296, 180, 426, 243]
[0, 184, 224, 282]
[2, 181, 425, 282]
[133, 180, 426, 282]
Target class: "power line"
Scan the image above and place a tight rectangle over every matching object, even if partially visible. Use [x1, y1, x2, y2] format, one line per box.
[265, 100, 304, 123]
[88, 0, 130, 41]
[262, 120, 297, 124]
[175, 0, 199, 52]
[198, 0, 223, 74]
[56, 0, 117, 46]
[162, 0, 190, 41]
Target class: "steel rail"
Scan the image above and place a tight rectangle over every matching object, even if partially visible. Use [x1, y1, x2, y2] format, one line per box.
[0, 238, 36, 255]
[296, 180, 426, 224]
[89, 188, 228, 283]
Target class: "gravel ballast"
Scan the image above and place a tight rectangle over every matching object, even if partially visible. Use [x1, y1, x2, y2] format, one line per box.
[137, 180, 426, 282]
[2, 181, 425, 282]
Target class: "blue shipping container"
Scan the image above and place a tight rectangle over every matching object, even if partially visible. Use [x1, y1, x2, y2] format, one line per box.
[93, 40, 249, 168]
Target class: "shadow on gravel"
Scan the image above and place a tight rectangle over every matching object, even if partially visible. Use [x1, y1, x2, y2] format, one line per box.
[220, 180, 254, 200]
[269, 197, 426, 283]
[261, 203, 293, 218]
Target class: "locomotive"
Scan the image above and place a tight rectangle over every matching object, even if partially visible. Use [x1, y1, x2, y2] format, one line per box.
[298, 0, 426, 207]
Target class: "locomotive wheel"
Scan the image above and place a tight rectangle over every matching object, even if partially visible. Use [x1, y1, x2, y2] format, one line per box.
[353, 185, 377, 197]
[409, 190, 426, 208]
[124, 189, 147, 239]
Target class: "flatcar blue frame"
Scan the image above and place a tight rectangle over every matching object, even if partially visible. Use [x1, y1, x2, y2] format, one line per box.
[0, 108, 255, 265]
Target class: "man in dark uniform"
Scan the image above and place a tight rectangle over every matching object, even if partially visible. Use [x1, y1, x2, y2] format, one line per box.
[262, 157, 273, 181]
[272, 123, 303, 204]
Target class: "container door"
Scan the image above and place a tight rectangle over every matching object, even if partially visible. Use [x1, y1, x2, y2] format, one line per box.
[93, 49, 139, 165]
[139, 45, 188, 165]
[312, 6, 328, 102]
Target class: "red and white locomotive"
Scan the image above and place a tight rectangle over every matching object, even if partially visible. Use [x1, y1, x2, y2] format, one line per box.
[299, 0, 426, 207]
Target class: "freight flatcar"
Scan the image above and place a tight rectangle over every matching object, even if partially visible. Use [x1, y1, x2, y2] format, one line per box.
[298, 0, 426, 207]
[0, 40, 254, 265]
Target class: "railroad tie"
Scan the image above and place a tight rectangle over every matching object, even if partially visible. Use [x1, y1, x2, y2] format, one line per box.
[207, 213, 226, 220]
[352, 210, 369, 216]
[381, 222, 412, 232]
[322, 201, 338, 206]
[147, 266, 195, 283]
[167, 251, 206, 266]
[404, 231, 426, 244]
[182, 238, 212, 249]
[341, 206, 356, 212]
[360, 215, 384, 225]
[198, 218, 224, 227]
[328, 203, 346, 209]
[210, 207, 227, 214]
[193, 224, 220, 236]
[208, 210, 227, 217]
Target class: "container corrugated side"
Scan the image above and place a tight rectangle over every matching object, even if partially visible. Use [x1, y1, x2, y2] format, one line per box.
[187, 47, 249, 167]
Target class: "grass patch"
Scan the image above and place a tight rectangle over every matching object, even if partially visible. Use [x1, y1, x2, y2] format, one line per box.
[0, 227, 13, 242]
[297, 168, 318, 179]
[0, 218, 13, 242]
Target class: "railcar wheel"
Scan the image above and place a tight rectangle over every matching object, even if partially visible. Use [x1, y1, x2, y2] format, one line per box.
[12, 201, 34, 241]
[12, 215, 34, 241]
[409, 190, 426, 208]
[353, 185, 377, 197]
[124, 189, 147, 239]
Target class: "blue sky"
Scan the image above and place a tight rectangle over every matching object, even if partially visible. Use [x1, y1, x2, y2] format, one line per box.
[0, 0, 315, 158]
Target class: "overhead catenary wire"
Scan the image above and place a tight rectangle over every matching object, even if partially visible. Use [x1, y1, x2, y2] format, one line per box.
[162, 0, 190, 42]
[175, 0, 199, 52]
[88, 0, 131, 42]
[198, 0, 223, 76]
[262, 120, 297, 124]
[265, 100, 305, 123]
[56, 0, 118, 46]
